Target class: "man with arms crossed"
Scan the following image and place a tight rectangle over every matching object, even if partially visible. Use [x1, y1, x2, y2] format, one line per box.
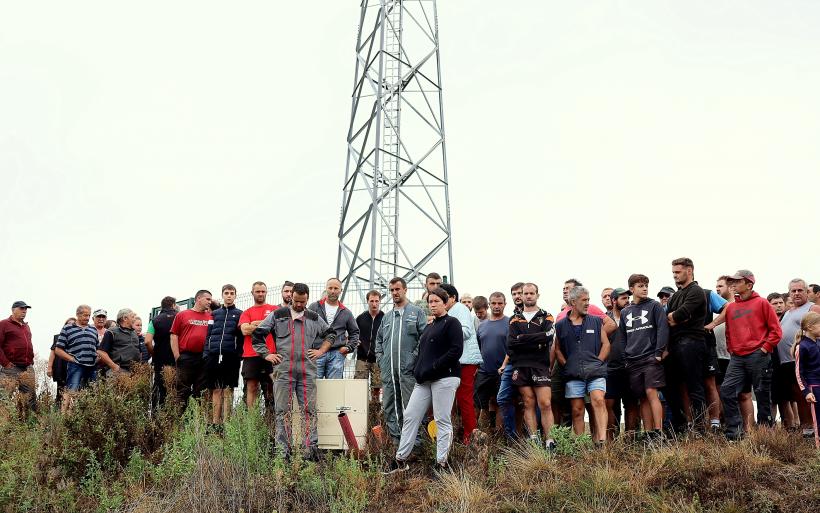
[507, 283, 556, 450]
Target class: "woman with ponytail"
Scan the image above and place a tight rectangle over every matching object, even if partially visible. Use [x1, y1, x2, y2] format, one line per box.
[794, 311, 820, 448]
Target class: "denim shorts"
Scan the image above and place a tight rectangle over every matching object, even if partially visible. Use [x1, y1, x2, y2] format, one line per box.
[565, 377, 606, 399]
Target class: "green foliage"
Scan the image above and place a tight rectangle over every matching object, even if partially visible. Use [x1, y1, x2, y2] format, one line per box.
[2, 370, 819, 513]
[549, 425, 593, 456]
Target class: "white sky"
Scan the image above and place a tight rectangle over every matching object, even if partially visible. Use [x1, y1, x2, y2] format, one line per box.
[2, 1, 819, 358]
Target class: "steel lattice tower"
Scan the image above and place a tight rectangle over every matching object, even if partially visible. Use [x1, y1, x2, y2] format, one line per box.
[337, 0, 453, 302]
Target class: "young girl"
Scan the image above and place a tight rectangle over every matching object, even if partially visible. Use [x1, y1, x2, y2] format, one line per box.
[794, 311, 820, 448]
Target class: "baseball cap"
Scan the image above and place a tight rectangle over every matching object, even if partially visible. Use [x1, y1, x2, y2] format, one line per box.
[728, 270, 755, 284]
[610, 288, 631, 301]
[92, 308, 108, 318]
[11, 301, 31, 309]
[657, 286, 676, 298]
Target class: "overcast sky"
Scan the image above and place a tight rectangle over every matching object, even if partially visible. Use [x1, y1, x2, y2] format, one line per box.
[2, 1, 819, 358]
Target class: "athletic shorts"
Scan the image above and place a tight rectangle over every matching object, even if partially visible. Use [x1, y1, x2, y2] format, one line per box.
[772, 361, 798, 403]
[204, 352, 241, 389]
[241, 356, 273, 383]
[566, 377, 606, 399]
[627, 356, 666, 398]
[512, 365, 551, 388]
[474, 370, 501, 409]
[704, 344, 719, 377]
[605, 368, 633, 401]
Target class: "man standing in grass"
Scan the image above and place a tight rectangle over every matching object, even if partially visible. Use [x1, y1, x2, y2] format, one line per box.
[620, 274, 669, 441]
[554, 286, 610, 445]
[720, 270, 782, 441]
[252, 283, 336, 460]
[507, 283, 556, 450]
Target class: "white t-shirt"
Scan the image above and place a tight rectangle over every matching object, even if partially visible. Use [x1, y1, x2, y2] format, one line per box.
[523, 310, 537, 321]
[325, 303, 339, 325]
[290, 308, 304, 320]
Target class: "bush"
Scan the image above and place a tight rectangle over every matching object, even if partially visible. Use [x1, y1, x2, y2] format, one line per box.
[2, 370, 819, 513]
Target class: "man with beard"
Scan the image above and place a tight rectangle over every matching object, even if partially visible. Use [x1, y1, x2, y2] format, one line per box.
[309, 278, 360, 379]
[665, 257, 708, 433]
[375, 277, 427, 443]
[605, 288, 640, 438]
[279, 281, 294, 308]
[508, 283, 556, 449]
[252, 283, 335, 459]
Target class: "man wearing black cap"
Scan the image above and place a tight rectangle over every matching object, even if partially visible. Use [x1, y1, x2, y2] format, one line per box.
[0, 301, 36, 411]
[657, 287, 675, 310]
[605, 288, 639, 438]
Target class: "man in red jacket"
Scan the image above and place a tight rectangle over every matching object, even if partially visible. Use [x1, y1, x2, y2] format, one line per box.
[0, 301, 36, 412]
[719, 270, 782, 441]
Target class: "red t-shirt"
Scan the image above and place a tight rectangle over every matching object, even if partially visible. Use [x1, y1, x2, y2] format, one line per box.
[170, 309, 212, 354]
[556, 304, 606, 322]
[239, 304, 278, 357]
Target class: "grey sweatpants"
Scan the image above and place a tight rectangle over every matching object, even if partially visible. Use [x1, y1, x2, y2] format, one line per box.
[396, 376, 460, 465]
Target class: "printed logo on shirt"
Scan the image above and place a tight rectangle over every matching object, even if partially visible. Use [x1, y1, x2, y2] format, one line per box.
[732, 308, 753, 320]
[626, 310, 649, 328]
[191, 320, 211, 326]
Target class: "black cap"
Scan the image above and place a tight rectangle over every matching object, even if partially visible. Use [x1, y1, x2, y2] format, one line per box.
[657, 286, 675, 298]
[11, 301, 31, 309]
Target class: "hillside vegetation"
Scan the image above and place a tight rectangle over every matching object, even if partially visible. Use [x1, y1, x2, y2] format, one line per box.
[1, 366, 818, 513]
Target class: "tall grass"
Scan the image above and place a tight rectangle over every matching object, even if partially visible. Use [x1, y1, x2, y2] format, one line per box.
[1, 368, 818, 512]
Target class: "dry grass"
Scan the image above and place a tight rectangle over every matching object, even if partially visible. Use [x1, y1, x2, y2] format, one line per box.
[2, 369, 819, 513]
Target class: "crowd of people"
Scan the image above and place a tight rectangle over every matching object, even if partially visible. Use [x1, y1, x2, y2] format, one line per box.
[1, 257, 819, 474]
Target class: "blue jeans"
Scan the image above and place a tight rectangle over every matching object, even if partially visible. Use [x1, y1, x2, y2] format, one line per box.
[315, 350, 346, 379]
[66, 361, 97, 391]
[496, 364, 517, 439]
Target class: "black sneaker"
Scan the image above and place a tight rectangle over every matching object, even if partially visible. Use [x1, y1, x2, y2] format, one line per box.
[544, 440, 556, 452]
[725, 431, 744, 442]
[433, 461, 452, 473]
[383, 459, 409, 475]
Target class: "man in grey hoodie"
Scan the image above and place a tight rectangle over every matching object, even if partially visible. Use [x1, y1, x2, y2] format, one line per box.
[619, 274, 669, 440]
[376, 277, 427, 443]
[252, 283, 336, 459]
[308, 277, 360, 379]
